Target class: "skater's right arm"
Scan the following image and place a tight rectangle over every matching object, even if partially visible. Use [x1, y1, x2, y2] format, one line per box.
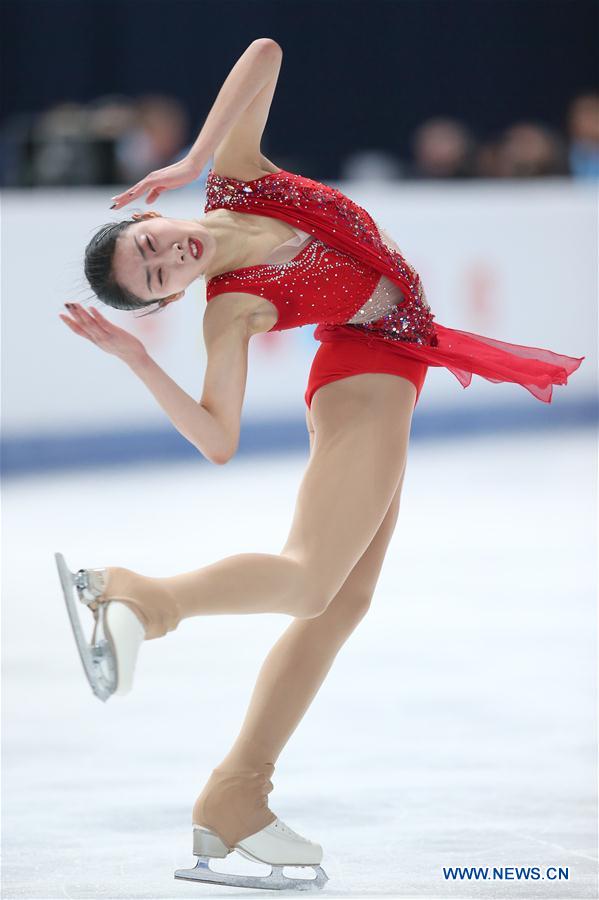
[59, 301, 263, 466]
[196, 297, 271, 464]
[125, 300, 257, 465]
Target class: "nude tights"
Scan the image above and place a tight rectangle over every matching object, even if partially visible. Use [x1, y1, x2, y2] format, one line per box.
[192, 599, 369, 846]
[104, 565, 371, 848]
[98, 386, 409, 850]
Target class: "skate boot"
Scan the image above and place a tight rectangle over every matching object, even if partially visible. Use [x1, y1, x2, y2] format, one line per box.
[55, 552, 145, 702]
[176, 764, 329, 890]
[175, 818, 328, 890]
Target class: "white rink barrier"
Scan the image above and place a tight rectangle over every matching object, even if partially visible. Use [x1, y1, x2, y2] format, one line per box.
[2, 179, 596, 472]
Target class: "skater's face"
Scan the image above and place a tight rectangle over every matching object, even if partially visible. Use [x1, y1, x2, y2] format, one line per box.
[112, 213, 217, 304]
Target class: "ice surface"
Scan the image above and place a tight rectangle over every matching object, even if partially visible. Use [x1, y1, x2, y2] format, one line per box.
[2, 429, 597, 898]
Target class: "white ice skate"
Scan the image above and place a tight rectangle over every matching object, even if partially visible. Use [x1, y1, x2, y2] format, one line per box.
[55, 552, 145, 702]
[175, 818, 329, 890]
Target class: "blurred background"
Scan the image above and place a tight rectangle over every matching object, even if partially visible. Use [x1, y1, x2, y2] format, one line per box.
[2, 1, 599, 188]
[1, 0, 597, 474]
[0, 0, 599, 473]
[2, 2, 597, 899]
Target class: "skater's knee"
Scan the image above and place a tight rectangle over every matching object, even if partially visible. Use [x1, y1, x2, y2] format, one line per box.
[314, 590, 373, 628]
[280, 560, 331, 618]
[294, 586, 375, 625]
[294, 589, 332, 619]
[343, 591, 373, 625]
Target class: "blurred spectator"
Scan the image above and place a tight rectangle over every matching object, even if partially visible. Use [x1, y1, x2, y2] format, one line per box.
[0, 91, 596, 185]
[340, 149, 405, 181]
[494, 122, 568, 177]
[87, 94, 138, 182]
[0, 93, 189, 186]
[0, 112, 37, 186]
[30, 102, 98, 185]
[474, 138, 503, 178]
[567, 92, 599, 179]
[115, 95, 189, 182]
[88, 95, 137, 141]
[410, 117, 477, 178]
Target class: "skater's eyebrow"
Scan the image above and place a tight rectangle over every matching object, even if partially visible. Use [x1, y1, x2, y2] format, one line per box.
[134, 236, 153, 294]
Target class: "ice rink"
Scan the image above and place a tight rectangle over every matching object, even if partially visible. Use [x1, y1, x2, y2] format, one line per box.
[2, 427, 597, 899]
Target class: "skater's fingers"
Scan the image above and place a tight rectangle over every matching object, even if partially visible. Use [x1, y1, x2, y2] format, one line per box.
[62, 306, 104, 339]
[59, 312, 88, 334]
[65, 303, 106, 334]
[59, 314, 94, 342]
[111, 176, 155, 209]
[65, 302, 94, 322]
[59, 312, 83, 331]
[88, 307, 111, 326]
[88, 307, 114, 334]
[145, 187, 163, 204]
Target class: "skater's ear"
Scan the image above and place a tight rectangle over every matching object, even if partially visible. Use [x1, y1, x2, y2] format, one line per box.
[131, 211, 163, 222]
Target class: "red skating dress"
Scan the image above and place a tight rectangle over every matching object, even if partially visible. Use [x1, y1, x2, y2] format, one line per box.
[203, 167, 584, 408]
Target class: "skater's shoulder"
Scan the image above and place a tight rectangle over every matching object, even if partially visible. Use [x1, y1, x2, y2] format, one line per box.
[203, 291, 279, 338]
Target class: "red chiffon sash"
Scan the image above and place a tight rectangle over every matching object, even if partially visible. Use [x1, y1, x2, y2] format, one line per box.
[314, 322, 585, 403]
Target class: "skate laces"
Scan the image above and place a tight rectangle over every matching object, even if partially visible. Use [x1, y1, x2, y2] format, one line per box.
[273, 819, 310, 842]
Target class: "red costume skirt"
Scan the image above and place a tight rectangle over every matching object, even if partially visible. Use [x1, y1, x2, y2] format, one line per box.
[306, 317, 585, 408]
[305, 328, 428, 409]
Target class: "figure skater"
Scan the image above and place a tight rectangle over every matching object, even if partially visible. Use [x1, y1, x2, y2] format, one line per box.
[55, 39, 584, 891]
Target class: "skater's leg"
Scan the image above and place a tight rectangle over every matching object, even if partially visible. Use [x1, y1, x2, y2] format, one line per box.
[193, 483, 404, 845]
[192, 401, 410, 847]
[97, 374, 415, 639]
[216, 480, 404, 771]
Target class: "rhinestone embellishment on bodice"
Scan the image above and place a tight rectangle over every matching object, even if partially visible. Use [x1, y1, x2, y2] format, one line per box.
[204, 169, 438, 346]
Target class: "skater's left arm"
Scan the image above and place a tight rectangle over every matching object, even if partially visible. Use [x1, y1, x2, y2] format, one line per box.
[59, 302, 252, 466]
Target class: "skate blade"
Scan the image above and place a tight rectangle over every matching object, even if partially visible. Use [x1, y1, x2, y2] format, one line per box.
[174, 856, 329, 891]
[55, 552, 117, 703]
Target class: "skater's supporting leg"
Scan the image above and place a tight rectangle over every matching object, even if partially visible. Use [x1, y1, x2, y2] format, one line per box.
[192, 395, 410, 846]
[217, 477, 403, 773]
[97, 374, 415, 639]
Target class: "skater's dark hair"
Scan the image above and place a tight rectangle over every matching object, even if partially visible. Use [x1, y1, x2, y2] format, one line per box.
[84, 218, 169, 318]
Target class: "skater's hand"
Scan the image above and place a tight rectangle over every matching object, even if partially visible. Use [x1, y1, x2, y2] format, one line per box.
[59, 303, 148, 363]
[109, 155, 204, 211]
